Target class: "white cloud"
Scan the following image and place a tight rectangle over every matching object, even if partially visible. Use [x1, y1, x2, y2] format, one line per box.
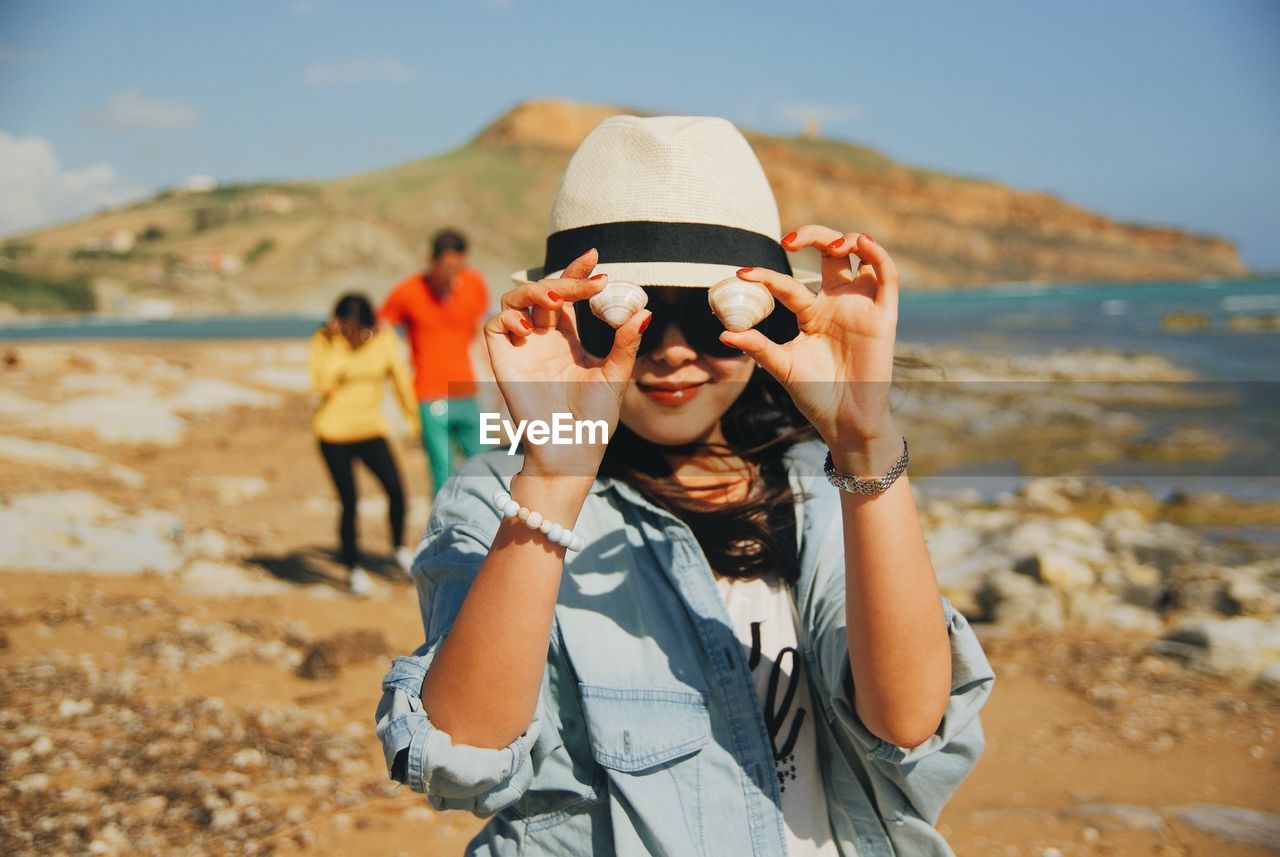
[777, 102, 862, 131]
[0, 131, 145, 237]
[83, 89, 202, 133]
[301, 59, 418, 86]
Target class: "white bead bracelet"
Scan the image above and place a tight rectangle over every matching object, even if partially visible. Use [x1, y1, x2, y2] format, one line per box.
[493, 490, 585, 552]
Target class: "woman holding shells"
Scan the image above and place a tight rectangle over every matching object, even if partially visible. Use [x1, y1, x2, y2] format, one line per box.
[375, 114, 994, 857]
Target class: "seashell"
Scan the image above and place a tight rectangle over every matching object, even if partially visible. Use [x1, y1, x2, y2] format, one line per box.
[588, 280, 648, 328]
[707, 277, 774, 332]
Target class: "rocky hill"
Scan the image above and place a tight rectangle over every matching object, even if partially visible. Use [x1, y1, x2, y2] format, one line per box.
[0, 99, 1248, 317]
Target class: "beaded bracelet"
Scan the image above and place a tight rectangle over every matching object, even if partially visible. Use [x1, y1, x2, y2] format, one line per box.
[492, 490, 585, 552]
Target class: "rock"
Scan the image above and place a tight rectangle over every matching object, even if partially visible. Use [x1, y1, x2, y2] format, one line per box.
[58, 698, 94, 717]
[126, 795, 168, 822]
[402, 806, 434, 822]
[178, 560, 291, 597]
[170, 379, 281, 415]
[1021, 479, 1076, 515]
[1169, 804, 1280, 851]
[1021, 549, 1096, 591]
[1063, 803, 1166, 832]
[1255, 662, 1280, 699]
[1101, 558, 1165, 609]
[932, 543, 1010, 619]
[1225, 313, 1280, 331]
[232, 748, 266, 769]
[1226, 572, 1280, 619]
[992, 584, 1066, 629]
[0, 491, 185, 576]
[1161, 311, 1211, 331]
[1152, 617, 1280, 683]
[1065, 592, 1163, 633]
[197, 476, 269, 506]
[1006, 516, 1110, 571]
[297, 629, 391, 680]
[0, 436, 144, 487]
[191, 530, 233, 560]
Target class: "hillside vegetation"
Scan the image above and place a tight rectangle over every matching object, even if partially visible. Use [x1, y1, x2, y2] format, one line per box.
[0, 99, 1247, 317]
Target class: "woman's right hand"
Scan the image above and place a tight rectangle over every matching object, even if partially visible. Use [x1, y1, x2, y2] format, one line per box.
[484, 248, 651, 479]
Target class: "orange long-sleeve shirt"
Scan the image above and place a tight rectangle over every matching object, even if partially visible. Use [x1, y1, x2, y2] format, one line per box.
[378, 269, 489, 400]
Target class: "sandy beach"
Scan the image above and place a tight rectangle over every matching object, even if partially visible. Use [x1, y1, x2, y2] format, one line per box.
[2, 338, 1278, 856]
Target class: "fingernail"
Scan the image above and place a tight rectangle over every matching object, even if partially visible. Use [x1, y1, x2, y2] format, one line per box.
[520, 318, 532, 330]
[589, 273, 607, 281]
[827, 237, 846, 251]
[547, 290, 562, 301]
[639, 314, 652, 334]
[863, 234, 875, 244]
[782, 231, 797, 245]
[736, 267, 754, 276]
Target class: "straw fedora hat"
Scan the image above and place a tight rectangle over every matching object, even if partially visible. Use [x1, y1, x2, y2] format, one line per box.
[509, 114, 820, 288]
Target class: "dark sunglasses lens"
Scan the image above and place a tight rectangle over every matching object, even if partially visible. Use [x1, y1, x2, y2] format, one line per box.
[574, 287, 798, 359]
[576, 303, 616, 358]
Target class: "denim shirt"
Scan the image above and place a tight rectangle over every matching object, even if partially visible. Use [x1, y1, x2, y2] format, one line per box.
[374, 439, 996, 857]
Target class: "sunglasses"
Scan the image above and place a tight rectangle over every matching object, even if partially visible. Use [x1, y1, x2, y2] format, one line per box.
[575, 286, 798, 359]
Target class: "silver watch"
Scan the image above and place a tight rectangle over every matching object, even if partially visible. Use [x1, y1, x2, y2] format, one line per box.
[823, 438, 909, 495]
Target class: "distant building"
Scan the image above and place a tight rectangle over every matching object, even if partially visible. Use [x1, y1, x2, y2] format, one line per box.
[186, 250, 243, 274]
[109, 229, 136, 253]
[179, 174, 218, 193]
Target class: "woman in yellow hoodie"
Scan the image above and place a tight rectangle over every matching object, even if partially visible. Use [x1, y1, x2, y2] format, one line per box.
[310, 293, 420, 595]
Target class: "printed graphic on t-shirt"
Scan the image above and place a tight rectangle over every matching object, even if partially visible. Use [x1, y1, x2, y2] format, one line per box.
[715, 574, 839, 856]
[747, 621, 807, 793]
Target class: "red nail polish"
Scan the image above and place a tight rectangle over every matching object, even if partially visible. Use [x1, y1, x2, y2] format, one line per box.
[736, 267, 754, 276]
[520, 318, 532, 330]
[547, 290, 561, 301]
[639, 315, 652, 334]
[782, 231, 797, 245]
[863, 234, 874, 244]
[589, 273, 607, 281]
[827, 238, 846, 251]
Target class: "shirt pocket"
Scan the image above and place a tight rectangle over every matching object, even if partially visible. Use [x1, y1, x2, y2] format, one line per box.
[577, 684, 711, 772]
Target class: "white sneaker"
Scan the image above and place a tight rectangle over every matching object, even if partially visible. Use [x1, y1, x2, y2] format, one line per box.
[396, 546, 415, 577]
[348, 566, 374, 597]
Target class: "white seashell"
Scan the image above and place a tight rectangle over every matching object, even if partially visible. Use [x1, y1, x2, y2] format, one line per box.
[588, 280, 648, 328]
[707, 277, 774, 332]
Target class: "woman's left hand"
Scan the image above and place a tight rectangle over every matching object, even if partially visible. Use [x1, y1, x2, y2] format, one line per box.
[718, 226, 902, 474]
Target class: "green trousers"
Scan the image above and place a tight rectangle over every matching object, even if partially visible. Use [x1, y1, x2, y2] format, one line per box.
[419, 396, 482, 497]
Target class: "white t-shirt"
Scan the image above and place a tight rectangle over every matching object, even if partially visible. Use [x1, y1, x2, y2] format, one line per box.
[714, 573, 840, 857]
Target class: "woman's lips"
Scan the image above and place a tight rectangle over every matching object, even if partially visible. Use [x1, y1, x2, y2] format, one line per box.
[638, 381, 706, 405]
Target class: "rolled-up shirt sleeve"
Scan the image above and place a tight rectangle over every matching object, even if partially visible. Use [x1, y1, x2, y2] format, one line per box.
[374, 637, 543, 815]
[797, 466, 996, 825]
[812, 588, 995, 824]
[373, 457, 540, 816]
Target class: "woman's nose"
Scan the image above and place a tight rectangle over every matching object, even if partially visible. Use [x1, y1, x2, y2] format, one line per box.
[649, 321, 698, 366]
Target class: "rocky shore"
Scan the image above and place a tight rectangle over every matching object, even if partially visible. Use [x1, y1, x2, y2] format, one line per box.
[1, 338, 1276, 855]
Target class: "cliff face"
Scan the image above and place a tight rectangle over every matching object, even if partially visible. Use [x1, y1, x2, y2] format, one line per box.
[478, 100, 1246, 287]
[1, 98, 1247, 316]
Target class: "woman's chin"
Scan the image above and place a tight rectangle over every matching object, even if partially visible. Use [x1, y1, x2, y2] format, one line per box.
[620, 407, 722, 447]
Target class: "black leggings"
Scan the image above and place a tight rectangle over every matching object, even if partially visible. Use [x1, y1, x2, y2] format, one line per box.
[319, 436, 406, 569]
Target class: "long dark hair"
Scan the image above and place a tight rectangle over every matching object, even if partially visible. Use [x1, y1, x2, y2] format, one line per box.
[598, 354, 932, 585]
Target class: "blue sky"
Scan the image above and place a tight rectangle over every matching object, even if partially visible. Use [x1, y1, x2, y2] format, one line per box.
[2, 0, 1277, 270]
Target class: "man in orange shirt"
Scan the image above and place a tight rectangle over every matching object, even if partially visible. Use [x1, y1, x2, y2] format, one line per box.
[379, 229, 490, 498]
